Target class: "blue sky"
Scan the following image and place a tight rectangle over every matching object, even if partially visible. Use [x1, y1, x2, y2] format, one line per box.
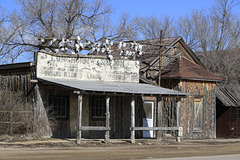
[110, 0, 213, 18]
[0, 0, 219, 18]
[1, 0, 240, 21]
[0, 0, 239, 63]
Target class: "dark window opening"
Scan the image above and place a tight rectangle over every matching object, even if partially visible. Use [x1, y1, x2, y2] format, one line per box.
[49, 96, 68, 119]
[91, 97, 106, 120]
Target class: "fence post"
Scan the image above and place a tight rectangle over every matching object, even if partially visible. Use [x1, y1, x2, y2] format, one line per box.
[10, 111, 13, 135]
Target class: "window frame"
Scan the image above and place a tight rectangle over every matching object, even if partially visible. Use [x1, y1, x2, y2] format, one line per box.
[193, 95, 204, 132]
[90, 96, 106, 121]
[143, 101, 154, 119]
[48, 96, 69, 120]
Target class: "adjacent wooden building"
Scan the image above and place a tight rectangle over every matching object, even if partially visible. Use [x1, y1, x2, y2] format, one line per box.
[88, 37, 223, 139]
[136, 37, 223, 138]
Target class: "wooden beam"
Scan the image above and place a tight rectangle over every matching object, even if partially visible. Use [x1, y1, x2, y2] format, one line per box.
[131, 127, 179, 131]
[157, 97, 162, 140]
[158, 30, 163, 86]
[79, 126, 111, 131]
[130, 97, 135, 143]
[105, 97, 110, 142]
[76, 94, 82, 144]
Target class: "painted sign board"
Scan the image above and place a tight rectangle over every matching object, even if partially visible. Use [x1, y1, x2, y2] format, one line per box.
[36, 51, 139, 83]
[178, 127, 183, 137]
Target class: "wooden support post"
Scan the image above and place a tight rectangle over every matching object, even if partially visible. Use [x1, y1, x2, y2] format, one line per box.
[105, 97, 110, 142]
[157, 97, 162, 140]
[10, 111, 13, 135]
[176, 99, 181, 142]
[131, 97, 135, 143]
[76, 94, 82, 144]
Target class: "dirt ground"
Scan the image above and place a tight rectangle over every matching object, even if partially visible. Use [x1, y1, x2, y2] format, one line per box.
[1, 137, 240, 160]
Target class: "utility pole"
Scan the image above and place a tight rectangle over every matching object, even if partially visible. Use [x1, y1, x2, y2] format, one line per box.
[158, 30, 163, 86]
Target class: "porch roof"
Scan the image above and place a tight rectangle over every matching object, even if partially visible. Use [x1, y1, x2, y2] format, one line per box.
[38, 77, 188, 97]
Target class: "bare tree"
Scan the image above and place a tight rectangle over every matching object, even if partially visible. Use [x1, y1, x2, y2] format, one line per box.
[209, 0, 238, 51]
[136, 15, 174, 39]
[0, 0, 113, 63]
[174, 12, 202, 49]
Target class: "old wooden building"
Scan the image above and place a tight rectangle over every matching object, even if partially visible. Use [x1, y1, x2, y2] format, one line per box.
[195, 49, 240, 138]
[216, 85, 240, 137]
[0, 51, 187, 142]
[135, 37, 223, 138]
[88, 37, 223, 139]
[0, 36, 224, 140]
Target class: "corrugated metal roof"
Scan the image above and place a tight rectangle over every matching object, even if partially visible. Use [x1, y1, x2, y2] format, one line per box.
[216, 85, 240, 107]
[38, 77, 188, 96]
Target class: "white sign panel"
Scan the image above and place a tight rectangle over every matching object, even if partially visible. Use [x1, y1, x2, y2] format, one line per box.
[36, 52, 139, 83]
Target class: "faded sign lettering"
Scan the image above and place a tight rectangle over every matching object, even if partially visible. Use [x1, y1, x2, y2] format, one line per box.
[36, 52, 139, 83]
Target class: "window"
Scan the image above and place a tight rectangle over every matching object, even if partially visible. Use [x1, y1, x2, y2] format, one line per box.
[91, 97, 106, 120]
[193, 97, 203, 131]
[49, 96, 68, 119]
[143, 101, 154, 119]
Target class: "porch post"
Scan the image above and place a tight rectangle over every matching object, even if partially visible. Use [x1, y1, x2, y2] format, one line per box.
[76, 93, 82, 144]
[131, 96, 135, 143]
[157, 97, 162, 140]
[176, 99, 181, 142]
[105, 97, 110, 142]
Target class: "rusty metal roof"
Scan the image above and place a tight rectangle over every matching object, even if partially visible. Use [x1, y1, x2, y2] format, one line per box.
[38, 77, 188, 97]
[216, 85, 240, 107]
[161, 57, 223, 81]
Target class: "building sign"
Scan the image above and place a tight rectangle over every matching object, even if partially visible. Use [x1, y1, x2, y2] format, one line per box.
[36, 51, 139, 83]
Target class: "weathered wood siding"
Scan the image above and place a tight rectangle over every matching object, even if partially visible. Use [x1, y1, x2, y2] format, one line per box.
[216, 103, 240, 138]
[0, 71, 34, 94]
[160, 79, 180, 135]
[38, 85, 72, 138]
[179, 80, 216, 138]
[141, 41, 195, 81]
[81, 95, 144, 139]
[35, 84, 147, 139]
[160, 79, 217, 138]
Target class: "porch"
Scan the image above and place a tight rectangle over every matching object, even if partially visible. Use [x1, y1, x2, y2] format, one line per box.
[37, 78, 187, 143]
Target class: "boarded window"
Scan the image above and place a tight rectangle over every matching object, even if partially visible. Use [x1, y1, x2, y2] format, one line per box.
[49, 96, 68, 119]
[91, 97, 106, 120]
[193, 97, 203, 131]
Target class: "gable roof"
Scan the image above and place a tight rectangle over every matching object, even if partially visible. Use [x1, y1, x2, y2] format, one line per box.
[161, 57, 223, 81]
[137, 37, 203, 72]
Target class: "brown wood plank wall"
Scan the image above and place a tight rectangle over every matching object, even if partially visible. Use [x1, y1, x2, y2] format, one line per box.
[180, 80, 216, 138]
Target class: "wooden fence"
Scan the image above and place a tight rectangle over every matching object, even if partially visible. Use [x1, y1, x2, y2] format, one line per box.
[0, 111, 33, 134]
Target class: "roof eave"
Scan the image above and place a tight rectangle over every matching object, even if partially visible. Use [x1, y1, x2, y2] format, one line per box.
[0, 62, 34, 71]
[161, 77, 222, 82]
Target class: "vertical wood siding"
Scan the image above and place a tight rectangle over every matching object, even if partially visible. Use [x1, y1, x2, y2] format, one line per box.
[0, 71, 33, 94]
[179, 80, 216, 138]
